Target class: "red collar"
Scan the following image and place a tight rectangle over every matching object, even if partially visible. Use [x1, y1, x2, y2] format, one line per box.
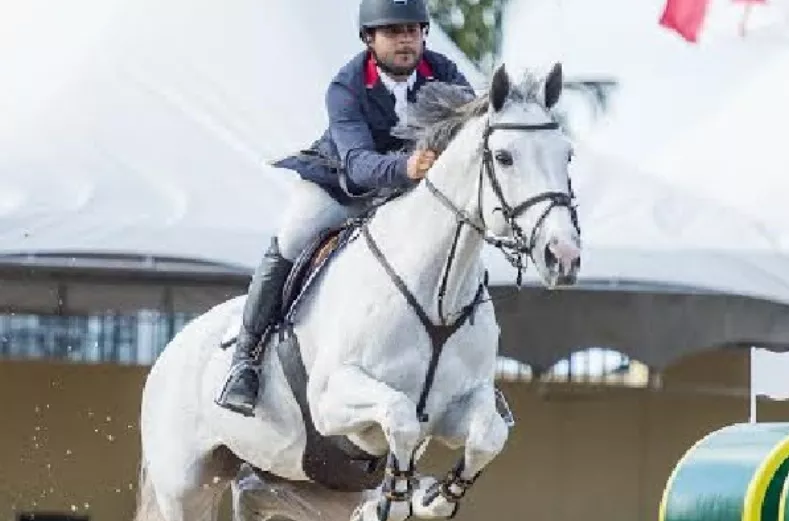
[364, 53, 434, 89]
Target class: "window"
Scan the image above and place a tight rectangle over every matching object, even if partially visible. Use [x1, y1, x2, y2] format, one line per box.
[496, 348, 651, 387]
[0, 311, 197, 365]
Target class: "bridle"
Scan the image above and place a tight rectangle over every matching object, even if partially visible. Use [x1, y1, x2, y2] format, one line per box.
[423, 120, 581, 286]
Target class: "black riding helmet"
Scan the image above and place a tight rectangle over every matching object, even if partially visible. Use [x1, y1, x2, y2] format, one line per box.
[358, 0, 430, 40]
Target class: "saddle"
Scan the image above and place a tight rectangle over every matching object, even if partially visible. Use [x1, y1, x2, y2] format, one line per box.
[279, 225, 351, 322]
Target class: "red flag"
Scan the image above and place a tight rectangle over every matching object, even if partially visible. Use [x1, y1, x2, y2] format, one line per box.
[659, 0, 712, 42]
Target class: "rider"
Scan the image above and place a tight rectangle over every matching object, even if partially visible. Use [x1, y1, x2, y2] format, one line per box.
[215, 0, 474, 416]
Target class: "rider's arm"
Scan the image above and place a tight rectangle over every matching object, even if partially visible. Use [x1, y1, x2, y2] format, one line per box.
[326, 82, 415, 193]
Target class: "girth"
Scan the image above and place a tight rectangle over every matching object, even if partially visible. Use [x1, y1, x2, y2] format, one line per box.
[275, 325, 387, 492]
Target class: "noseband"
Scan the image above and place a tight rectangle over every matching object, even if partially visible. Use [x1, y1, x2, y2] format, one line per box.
[424, 120, 580, 285]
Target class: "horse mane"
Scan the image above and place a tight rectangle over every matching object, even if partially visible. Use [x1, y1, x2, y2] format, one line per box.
[390, 83, 486, 153]
[391, 71, 549, 153]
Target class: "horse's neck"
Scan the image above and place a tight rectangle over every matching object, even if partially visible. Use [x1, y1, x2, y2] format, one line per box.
[367, 128, 485, 322]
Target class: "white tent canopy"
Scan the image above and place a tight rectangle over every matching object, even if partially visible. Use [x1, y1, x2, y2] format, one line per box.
[4, 0, 789, 368]
[647, 45, 789, 230]
[500, 0, 789, 165]
[0, 0, 484, 271]
[3, 0, 787, 296]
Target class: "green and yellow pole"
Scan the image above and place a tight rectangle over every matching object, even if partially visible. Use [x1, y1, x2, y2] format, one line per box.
[659, 423, 789, 521]
[779, 472, 789, 521]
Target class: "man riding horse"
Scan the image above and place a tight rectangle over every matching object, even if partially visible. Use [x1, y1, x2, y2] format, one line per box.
[216, 0, 474, 416]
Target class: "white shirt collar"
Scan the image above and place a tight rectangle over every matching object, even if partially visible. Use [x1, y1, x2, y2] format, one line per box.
[378, 68, 416, 124]
[377, 67, 417, 91]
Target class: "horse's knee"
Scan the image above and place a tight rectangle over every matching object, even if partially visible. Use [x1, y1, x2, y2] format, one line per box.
[381, 400, 421, 459]
[147, 448, 232, 502]
[468, 411, 508, 456]
[410, 476, 459, 519]
[383, 400, 419, 438]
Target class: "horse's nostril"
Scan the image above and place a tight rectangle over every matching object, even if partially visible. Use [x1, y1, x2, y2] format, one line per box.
[544, 245, 558, 269]
[544, 239, 581, 278]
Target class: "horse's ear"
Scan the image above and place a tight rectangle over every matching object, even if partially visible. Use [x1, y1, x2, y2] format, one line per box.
[544, 62, 563, 109]
[490, 64, 510, 112]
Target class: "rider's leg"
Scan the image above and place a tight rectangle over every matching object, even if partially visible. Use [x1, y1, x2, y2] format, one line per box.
[216, 179, 357, 416]
[215, 236, 293, 416]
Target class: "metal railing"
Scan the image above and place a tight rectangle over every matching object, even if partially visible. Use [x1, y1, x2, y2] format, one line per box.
[0, 311, 195, 365]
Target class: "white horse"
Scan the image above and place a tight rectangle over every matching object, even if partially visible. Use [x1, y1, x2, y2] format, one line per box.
[133, 62, 581, 521]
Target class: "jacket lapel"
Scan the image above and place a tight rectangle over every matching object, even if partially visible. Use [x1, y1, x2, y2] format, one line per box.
[366, 81, 398, 125]
[408, 73, 433, 103]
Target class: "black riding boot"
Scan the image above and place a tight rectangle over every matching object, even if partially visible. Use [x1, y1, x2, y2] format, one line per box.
[215, 237, 293, 416]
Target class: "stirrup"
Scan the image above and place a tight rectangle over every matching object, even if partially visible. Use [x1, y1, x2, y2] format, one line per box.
[214, 363, 259, 417]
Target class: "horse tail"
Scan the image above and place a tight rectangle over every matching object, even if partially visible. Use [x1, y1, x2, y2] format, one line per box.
[132, 459, 165, 521]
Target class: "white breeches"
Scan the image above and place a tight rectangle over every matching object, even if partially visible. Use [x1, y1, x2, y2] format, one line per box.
[278, 178, 366, 261]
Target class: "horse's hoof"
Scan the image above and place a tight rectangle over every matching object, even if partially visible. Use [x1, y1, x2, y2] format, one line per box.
[350, 504, 365, 521]
[350, 501, 381, 521]
[411, 477, 458, 519]
[376, 497, 412, 521]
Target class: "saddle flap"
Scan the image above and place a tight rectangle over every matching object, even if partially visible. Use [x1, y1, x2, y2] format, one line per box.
[281, 229, 339, 313]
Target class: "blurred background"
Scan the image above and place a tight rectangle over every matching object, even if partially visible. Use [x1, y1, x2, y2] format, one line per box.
[2, 0, 789, 519]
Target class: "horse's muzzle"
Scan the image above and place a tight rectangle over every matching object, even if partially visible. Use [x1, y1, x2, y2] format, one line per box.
[544, 238, 581, 286]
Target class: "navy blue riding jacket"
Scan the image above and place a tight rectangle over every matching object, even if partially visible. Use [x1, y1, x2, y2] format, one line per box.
[274, 49, 473, 204]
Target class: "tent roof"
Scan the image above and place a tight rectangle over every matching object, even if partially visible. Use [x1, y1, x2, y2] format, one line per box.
[4, 0, 789, 367]
[0, 0, 484, 271]
[647, 46, 789, 229]
[500, 0, 789, 165]
[4, 0, 787, 300]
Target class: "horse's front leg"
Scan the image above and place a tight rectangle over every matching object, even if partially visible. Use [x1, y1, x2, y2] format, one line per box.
[411, 383, 511, 519]
[315, 364, 422, 521]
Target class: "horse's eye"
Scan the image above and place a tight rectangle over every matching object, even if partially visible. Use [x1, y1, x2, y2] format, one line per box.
[568, 150, 575, 163]
[494, 150, 513, 166]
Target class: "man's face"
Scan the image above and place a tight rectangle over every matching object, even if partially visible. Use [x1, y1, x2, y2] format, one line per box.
[369, 23, 425, 77]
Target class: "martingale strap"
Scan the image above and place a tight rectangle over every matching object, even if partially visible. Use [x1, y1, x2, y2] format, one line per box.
[361, 222, 486, 423]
